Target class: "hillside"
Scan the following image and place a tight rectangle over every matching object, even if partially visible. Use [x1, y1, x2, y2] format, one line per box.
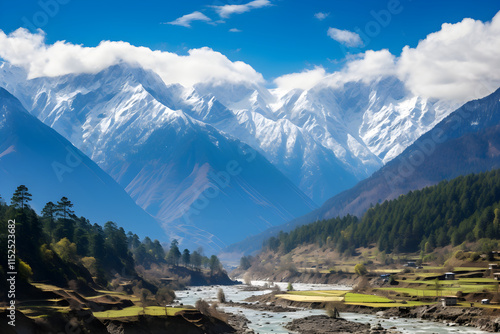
[0, 88, 165, 239]
[224, 86, 500, 257]
[262, 168, 500, 257]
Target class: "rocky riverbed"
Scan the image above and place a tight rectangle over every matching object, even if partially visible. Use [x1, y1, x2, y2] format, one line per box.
[285, 315, 401, 334]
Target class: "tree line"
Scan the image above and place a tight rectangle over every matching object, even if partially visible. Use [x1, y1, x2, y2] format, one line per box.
[0, 185, 222, 299]
[264, 169, 500, 255]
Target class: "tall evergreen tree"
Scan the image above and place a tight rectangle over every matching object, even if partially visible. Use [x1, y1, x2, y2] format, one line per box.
[11, 185, 32, 210]
[42, 201, 57, 239]
[57, 197, 74, 219]
[191, 250, 202, 270]
[167, 239, 181, 266]
[182, 249, 190, 267]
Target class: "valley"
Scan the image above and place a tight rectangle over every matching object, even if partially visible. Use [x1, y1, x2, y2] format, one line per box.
[1, 3, 500, 333]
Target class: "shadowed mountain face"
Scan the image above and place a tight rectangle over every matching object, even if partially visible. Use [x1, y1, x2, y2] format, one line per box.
[224, 87, 500, 257]
[0, 65, 317, 253]
[0, 88, 166, 239]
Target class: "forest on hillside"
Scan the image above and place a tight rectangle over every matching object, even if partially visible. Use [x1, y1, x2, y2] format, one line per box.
[0, 186, 224, 301]
[264, 169, 500, 256]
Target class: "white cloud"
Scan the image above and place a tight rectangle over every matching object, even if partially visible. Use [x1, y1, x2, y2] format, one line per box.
[398, 11, 500, 102]
[0, 29, 264, 87]
[274, 50, 396, 91]
[214, 0, 271, 19]
[314, 12, 329, 21]
[327, 27, 364, 47]
[167, 11, 212, 28]
[2, 10, 500, 104]
[229, 28, 242, 33]
[279, 11, 500, 103]
[274, 67, 328, 91]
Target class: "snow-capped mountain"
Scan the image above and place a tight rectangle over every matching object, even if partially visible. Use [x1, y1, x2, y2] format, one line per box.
[191, 77, 455, 203]
[0, 63, 317, 252]
[0, 61, 457, 251]
[0, 87, 166, 239]
[225, 86, 500, 256]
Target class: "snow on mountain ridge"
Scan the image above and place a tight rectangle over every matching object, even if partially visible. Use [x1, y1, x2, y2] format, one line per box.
[0, 61, 457, 207]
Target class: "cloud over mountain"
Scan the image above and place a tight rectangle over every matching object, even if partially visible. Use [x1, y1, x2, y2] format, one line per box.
[280, 11, 500, 103]
[1, 10, 499, 103]
[0, 29, 263, 87]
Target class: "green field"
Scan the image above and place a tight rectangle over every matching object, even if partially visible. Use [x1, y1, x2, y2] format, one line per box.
[278, 291, 394, 304]
[93, 306, 187, 318]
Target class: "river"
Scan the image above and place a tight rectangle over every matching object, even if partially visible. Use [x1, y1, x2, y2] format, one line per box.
[175, 281, 490, 334]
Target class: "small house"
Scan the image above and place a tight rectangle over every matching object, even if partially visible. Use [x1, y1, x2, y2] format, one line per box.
[489, 264, 498, 270]
[494, 273, 500, 280]
[441, 296, 457, 307]
[444, 272, 455, 280]
[481, 299, 490, 305]
[404, 261, 417, 268]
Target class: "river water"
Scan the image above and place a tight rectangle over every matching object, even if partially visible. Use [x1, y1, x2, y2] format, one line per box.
[174, 281, 489, 334]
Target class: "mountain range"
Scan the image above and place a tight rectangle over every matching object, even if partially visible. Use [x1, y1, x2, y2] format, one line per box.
[0, 61, 464, 252]
[225, 86, 500, 257]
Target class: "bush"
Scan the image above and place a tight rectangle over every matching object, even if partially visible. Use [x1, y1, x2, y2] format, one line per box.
[140, 288, 152, 308]
[325, 302, 341, 318]
[18, 259, 33, 281]
[156, 287, 176, 305]
[469, 252, 481, 261]
[51, 238, 77, 262]
[354, 263, 368, 276]
[287, 282, 294, 291]
[454, 250, 466, 260]
[195, 299, 211, 316]
[217, 288, 226, 303]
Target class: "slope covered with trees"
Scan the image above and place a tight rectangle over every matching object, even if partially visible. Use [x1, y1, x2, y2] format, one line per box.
[264, 169, 500, 255]
[0, 185, 226, 301]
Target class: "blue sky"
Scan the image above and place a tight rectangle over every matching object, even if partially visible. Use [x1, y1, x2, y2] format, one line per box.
[1, 0, 499, 81]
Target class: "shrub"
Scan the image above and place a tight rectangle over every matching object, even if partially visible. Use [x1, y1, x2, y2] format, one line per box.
[287, 282, 294, 291]
[140, 288, 152, 308]
[325, 302, 340, 318]
[469, 252, 481, 261]
[195, 299, 211, 315]
[156, 287, 176, 305]
[40, 244, 54, 262]
[51, 238, 77, 262]
[454, 250, 466, 260]
[354, 263, 368, 276]
[18, 259, 33, 281]
[217, 288, 226, 303]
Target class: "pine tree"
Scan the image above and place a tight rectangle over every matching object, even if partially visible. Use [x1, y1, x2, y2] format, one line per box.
[209, 255, 221, 276]
[182, 249, 190, 267]
[191, 251, 202, 269]
[11, 185, 32, 210]
[57, 197, 74, 219]
[166, 239, 181, 266]
[42, 201, 57, 239]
